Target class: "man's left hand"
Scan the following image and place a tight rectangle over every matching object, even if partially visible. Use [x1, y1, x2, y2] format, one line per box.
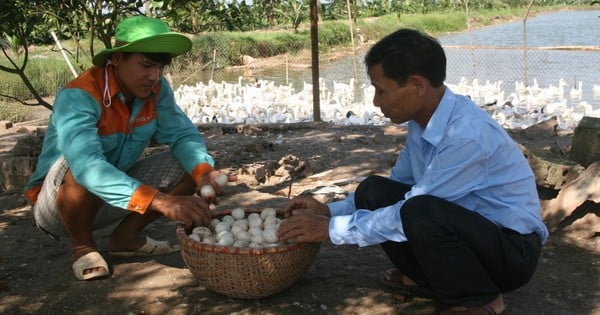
[278, 211, 329, 243]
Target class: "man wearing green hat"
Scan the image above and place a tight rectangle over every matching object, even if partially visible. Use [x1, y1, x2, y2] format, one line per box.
[24, 16, 233, 281]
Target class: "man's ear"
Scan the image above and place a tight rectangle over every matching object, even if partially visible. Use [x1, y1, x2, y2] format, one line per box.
[109, 53, 121, 66]
[409, 75, 427, 96]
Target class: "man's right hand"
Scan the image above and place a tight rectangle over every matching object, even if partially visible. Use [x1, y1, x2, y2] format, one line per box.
[283, 196, 330, 218]
[150, 192, 211, 229]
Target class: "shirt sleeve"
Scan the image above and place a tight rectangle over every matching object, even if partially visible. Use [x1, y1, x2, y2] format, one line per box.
[53, 89, 152, 210]
[326, 137, 487, 247]
[153, 79, 215, 182]
[329, 203, 405, 246]
[390, 142, 415, 184]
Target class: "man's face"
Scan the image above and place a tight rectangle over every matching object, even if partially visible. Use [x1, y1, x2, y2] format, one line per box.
[112, 53, 166, 101]
[367, 63, 417, 125]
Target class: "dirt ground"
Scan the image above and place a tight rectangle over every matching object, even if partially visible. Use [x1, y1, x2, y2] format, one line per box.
[1, 117, 599, 315]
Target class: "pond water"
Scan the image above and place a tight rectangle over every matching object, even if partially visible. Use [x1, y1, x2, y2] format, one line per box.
[440, 9, 600, 108]
[182, 9, 600, 109]
[440, 9, 600, 47]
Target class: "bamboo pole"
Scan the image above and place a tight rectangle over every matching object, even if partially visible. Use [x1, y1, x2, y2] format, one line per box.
[51, 31, 78, 78]
[285, 54, 289, 85]
[310, 0, 321, 122]
[523, 0, 535, 85]
[210, 49, 217, 81]
[346, 0, 359, 87]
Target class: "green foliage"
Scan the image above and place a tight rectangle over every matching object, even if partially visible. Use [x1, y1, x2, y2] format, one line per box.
[0, 55, 72, 100]
[0, 100, 37, 122]
[270, 33, 307, 53]
[399, 12, 467, 34]
[189, 31, 308, 67]
[273, 0, 307, 32]
[317, 21, 351, 48]
[25, 57, 73, 96]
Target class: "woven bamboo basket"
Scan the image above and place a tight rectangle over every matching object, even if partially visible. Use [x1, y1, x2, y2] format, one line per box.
[176, 208, 321, 299]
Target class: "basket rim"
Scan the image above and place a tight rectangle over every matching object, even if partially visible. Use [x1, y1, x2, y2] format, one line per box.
[177, 207, 319, 256]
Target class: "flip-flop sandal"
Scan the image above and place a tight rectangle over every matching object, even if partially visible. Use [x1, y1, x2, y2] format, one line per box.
[378, 268, 436, 299]
[72, 251, 110, 281]
[109, 236, 180, 257]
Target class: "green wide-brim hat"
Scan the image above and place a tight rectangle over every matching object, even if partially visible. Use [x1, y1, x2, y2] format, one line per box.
[92, 16, 192, 67]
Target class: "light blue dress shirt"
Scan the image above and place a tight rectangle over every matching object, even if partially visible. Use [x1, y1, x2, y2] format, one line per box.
[327, 87, 549, 247]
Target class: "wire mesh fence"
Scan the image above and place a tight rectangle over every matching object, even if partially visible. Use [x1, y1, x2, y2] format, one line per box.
[444, 45, 600, 108]
[176, 42, 600, 109]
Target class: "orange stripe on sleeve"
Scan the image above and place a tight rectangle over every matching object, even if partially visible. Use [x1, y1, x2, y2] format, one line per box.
[128, 184, 159, 214]
[25, 186, 42, 205]
[191, 163, 215, 184]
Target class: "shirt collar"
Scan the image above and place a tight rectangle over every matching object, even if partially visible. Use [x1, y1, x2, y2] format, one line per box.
[421, 87, 456, 147]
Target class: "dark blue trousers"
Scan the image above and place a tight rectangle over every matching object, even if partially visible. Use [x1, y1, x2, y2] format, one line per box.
[354, 175, 542, 307]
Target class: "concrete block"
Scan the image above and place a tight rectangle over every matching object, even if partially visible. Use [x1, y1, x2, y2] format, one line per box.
[570, 116, 600, 167]
[0, 120, 13, 131]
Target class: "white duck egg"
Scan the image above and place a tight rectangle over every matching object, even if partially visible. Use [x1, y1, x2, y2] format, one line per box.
[248, 216, 262, 229]
[263, 216, 277, 227]
[232, 219, 248, 229]
[249, 227, 263, 236]
[260, 208, 277, 219]
[221, 215, 235, 223]
[248, 242, 262, 248]
[264, 223, 277, 231]
[262, 228, 279, 243]
[251, 234, 264, 244]
[210, 218, 221, 229]
[189, 234, 201, 242]
[200, 185, 216, 198]
[218, 234, 235, 246]
[214, 173, 229, 187]
[202, 236, 216, 244]
[236, 230, 252, 242]
[233, 239, 249, 247]
[215, 222, 232, 233]
[231, 207, 246, 220]
[216, 230, 233, 241]
[230, 225, 246, 237]
[192, 226, 213, 237]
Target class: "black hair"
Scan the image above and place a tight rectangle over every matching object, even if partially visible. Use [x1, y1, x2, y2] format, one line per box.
[364, 28, 446, 87]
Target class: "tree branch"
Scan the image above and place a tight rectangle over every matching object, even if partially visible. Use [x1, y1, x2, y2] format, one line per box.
[0, 93, 52, 108]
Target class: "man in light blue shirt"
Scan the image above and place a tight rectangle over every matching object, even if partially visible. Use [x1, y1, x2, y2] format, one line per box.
[278, 29, 548, 315]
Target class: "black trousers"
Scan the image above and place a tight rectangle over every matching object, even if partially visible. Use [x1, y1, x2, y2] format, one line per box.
[354, 175, 542, 307]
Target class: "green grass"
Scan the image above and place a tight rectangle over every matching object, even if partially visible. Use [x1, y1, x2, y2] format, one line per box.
[0, 100, 38, 122]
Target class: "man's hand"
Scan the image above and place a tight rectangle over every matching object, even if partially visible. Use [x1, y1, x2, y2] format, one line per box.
[278, 212, 330, 243]
[195, 170, 237, 205]
[282, 195, 330, 218]
[150, 192, 211, 229]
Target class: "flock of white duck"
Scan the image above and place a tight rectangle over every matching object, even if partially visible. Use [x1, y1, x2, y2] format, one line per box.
[174, 76, 600, 131]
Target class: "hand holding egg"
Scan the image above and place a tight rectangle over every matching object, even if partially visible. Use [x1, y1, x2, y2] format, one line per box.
[198, 171, 237, 203]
